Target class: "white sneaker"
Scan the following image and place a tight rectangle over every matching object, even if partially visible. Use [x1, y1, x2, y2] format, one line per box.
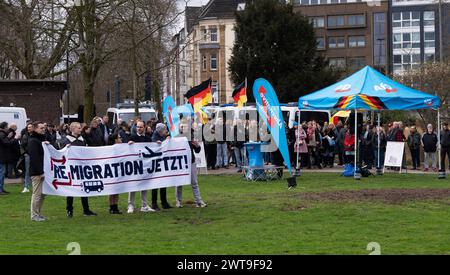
[176, 201, 183, 208]
[196, 202, 207, 208]
[127, 205, 134, 214]
[31, 216, 45, 222]
[140, 206, 156, 213]
[21, 188, 30, 193]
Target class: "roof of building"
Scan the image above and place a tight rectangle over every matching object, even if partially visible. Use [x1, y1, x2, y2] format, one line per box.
[198, 0, 244, 20]
[186, 6, 203, 33]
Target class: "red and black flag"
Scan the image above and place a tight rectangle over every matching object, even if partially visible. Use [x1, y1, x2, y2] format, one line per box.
[232, 80, 247, 108]
[184, 78, 212, 112]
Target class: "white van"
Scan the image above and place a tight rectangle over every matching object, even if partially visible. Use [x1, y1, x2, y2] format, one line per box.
[281, 104, 331, 128]
[0, 107, 28, 133]
[107, 102, 158, 126]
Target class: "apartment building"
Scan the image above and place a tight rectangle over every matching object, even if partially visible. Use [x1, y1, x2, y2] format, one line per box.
[292, 0, 390, 74]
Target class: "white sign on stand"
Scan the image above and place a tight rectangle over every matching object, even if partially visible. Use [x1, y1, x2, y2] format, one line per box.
[383, 141, 405, 173]
[194, 142, 207, 174]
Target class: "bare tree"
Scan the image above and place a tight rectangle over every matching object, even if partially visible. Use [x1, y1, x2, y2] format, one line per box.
[0, 0, 78, 79]
[395, 61, 450, 124]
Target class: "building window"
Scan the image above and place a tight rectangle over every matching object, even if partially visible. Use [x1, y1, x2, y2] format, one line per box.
[348, 14, 365, 26]
[316, 37, 325, 50]
[310, 17, 325, 28]
[328, 36, 345, 48]
[349, 36, 365, 47]
[348, 57, 366, 72]
[212, 81, 219, 103]
[327, 16, 344, 27]
[373, 13, 386, 68]
[424, 11, 435, 26]
[210, 28, 218, 42]
[202, 56, 207, 71]
[392, 12, 401, 28]
[210, 54, 217, 70]
[394, 32, 420, 49]
[202, 28, 208, 41]
[424, 31, 435, 48]
[328, 57, 346, 68]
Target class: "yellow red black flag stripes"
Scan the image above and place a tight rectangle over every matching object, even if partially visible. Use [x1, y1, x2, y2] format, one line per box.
[232, 81, 247, 107]
[184, 78, 212, 111]
[333, 95, 388, 110]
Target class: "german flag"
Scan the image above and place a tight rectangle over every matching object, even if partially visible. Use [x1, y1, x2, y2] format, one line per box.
[333, 95, 388, 110]
[333, 95, 354, 109]
[184, 78, 212, 112]
[232, 81, 247, 108]
[359, 95, 388, 110]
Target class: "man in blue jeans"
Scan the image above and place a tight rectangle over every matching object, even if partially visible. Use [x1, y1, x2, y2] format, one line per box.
[0, 121, 16, 195]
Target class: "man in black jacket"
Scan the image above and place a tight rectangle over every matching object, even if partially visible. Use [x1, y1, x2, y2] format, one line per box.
[29, 121, 49, 221]
[0, 122, 16, 194]
[151, 123, 172, 210]
[440, 122, 450, 172]
[58, 122, 97, 218]
[127, 120, 155, 214]
[422, 124, 438, 172]
[5, 123, 21, 178]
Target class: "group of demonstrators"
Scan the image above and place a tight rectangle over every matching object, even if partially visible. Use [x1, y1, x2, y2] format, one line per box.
[1, 110, 450, 221]
[0, 116, 207, 222]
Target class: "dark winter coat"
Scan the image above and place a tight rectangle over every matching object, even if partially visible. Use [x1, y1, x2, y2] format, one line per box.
[440, 129, 450, 147]
[83, 127, 105, 147]
[422, 132, 438, 153]
[28, 132, 46, 176]
[5, 129, 20, 163]
[0, 129, 15, 164]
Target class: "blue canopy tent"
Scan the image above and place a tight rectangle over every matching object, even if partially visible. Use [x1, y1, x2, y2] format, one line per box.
[298, 66, 441, 178]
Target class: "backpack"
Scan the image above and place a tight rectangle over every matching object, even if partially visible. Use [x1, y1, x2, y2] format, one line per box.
[342, 163, 354, 177]
[356, 166, 373, 177]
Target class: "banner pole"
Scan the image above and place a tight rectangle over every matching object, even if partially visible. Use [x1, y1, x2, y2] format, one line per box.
[376, 111, 383, 175]
[295, 109, 301, 176]
[354, 109, 360, 180]
[438, 108, 445, 179]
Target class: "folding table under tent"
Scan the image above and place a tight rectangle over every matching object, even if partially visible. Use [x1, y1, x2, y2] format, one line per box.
[298, 66, 441, 178]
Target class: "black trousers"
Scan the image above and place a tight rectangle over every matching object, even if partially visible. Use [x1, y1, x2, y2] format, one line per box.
[67, 197, 90, 212]
[152, 188, 168, 205]
[205, 143, 217, 169]
[441, 146, 450, 171]
[410, 148, 420, 168]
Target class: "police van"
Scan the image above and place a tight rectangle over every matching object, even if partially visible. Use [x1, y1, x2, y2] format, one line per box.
[0, 107, 28, 133]
[107, 101, 158, 125]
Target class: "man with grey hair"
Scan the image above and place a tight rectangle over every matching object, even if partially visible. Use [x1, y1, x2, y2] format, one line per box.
[151, 123, 172, 210]
[422, 124, 438, 172]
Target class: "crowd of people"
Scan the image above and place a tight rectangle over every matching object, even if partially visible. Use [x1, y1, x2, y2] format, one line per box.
[0, 115, 207, 222]
[2, 112, 450, 221]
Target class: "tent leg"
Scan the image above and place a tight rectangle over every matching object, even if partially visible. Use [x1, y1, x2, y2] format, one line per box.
[376, 112, 383, 175]
[354, 109, 361, 180]
[295, 110, 301, 177]
[438, 108, 446, 179]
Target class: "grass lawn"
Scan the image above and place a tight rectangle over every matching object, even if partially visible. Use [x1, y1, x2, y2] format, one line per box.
[1, 172, 450, 255]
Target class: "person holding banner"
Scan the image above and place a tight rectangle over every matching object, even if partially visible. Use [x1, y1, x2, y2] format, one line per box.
[127, 121, 155, 213]
[175, 130, 207, 208]
[29, 122, 48, 221]
[58, 122, 97, 218]
[151, 123, 172, 210]
[107, 133, 123, 214]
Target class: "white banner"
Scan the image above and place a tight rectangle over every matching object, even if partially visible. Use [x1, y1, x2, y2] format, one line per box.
[384, 141, 405, 168]
[43, 137, 191, 197]
[194, 142, 207, 168]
